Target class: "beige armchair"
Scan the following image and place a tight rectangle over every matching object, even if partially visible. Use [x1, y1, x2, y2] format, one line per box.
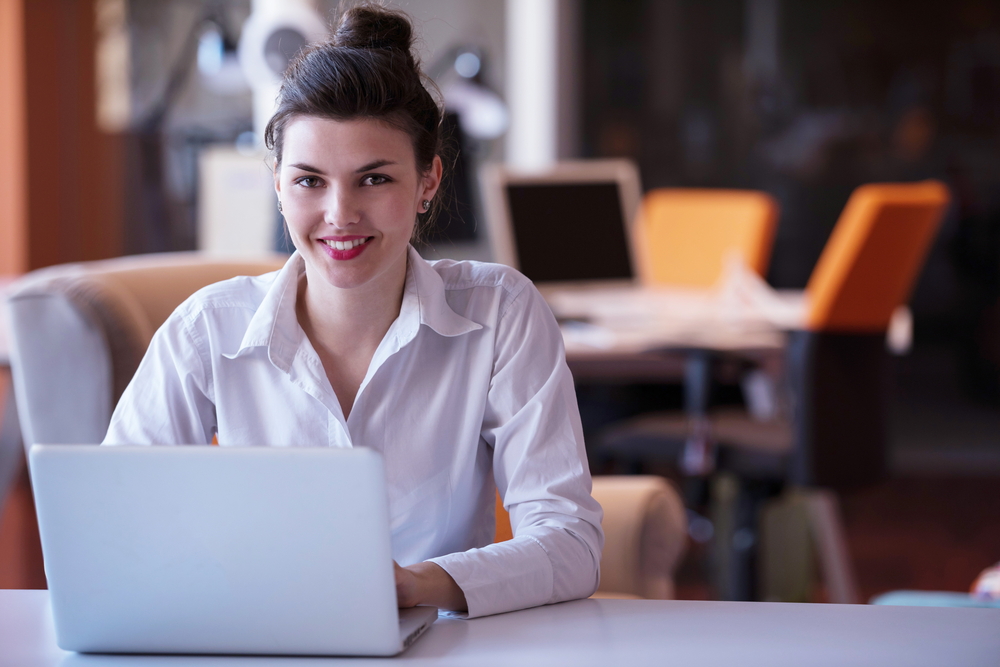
[6, 253, 688, 599]
[5, 253, 287, 451]
[590, 475, 688, 599]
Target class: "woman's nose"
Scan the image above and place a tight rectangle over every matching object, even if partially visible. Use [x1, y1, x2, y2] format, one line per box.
[322, 187, 359, 227]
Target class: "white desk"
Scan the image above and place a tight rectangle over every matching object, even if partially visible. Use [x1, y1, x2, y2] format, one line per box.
[544, 277, 806, 355]
[547, 281, 801, 389]
[3, 590, 998, 667]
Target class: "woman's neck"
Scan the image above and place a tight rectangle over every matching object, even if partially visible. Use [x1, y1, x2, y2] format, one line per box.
[295, 252, 408, 419]
[297, 253, 408, 356]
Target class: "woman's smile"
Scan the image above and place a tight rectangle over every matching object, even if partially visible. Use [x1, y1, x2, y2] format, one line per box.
[319, 235, 374, 260]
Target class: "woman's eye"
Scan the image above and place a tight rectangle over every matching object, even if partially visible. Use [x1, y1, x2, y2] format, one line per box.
[295, 176, 321, 188]
[361, 174, 390, 186]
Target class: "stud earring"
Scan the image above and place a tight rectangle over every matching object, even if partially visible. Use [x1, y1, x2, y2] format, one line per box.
[277, 200, 283, 213]
[422, 199, 431, 211]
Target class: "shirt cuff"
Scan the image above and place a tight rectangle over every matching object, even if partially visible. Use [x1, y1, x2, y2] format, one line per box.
[427, 536, 554, 618]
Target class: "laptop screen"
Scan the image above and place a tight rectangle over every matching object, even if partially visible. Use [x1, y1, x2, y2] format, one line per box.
[504, 182, 634, 283]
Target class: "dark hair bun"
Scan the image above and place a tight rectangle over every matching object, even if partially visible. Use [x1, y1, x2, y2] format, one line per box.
[333, 5, 417, 70]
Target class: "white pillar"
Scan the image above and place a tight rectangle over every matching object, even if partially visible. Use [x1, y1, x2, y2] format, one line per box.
[505, 0, 560, 169]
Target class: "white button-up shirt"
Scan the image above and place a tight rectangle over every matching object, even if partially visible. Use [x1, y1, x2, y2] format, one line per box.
[104, 246, 604, 618]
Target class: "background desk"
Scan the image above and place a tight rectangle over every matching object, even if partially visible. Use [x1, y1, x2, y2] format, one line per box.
[542, 286, 806, 379]
[4, 590, 998, 666]
[554, 284, 793, 480]
[551, 282, 793, 451]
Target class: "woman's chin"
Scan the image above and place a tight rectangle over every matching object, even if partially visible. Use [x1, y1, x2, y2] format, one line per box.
[313, 267, 376, 292]
[304, 247, 407, 294]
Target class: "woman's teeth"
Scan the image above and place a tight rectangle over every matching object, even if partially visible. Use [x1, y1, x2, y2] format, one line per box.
[323, 238, 369, 250]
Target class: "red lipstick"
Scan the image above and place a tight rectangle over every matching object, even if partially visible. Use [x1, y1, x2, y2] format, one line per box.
[318, 235, 372, 261]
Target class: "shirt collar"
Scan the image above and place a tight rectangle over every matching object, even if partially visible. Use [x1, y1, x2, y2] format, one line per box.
[226, 247, 481, 369]
[405, 245, 482, 338]
[224, 252, 305, 371]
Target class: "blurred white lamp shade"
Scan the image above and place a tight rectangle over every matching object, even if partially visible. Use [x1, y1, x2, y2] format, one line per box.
[239, 2, 328, 137]
[443, 80, 509, 140]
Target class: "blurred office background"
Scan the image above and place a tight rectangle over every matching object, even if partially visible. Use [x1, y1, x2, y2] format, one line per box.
[0, 0, 998, 602]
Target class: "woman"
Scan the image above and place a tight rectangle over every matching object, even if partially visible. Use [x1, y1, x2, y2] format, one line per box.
[104, 4, 603, 618]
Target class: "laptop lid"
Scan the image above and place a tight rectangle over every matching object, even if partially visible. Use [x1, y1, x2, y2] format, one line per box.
[29, 445, 433, 656]
[482, 159, 643, 286]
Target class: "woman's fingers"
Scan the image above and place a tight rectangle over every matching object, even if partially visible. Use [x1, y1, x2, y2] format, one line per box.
[394, 561, 419, 608]
[394, 560, 467, 611]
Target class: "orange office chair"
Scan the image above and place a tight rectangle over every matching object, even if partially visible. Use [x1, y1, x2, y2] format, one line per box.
[805, 180, 950, 332]
[712, 180, 951, 487]
[635, 188, 779, 287]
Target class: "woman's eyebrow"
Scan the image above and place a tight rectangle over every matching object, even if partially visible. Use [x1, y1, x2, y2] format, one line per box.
[287, 162, 325, 174]
[286, 159, 398, 174]
[355, 159, 397, 173]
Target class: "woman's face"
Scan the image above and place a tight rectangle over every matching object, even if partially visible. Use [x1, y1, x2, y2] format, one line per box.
[275, 116, 441, 293]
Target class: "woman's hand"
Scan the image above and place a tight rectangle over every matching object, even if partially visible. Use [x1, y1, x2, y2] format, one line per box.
[394, 561, 468, 612]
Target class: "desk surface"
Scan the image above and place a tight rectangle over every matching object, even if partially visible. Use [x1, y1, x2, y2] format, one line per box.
[551, 283, 800, 384]
[546, 282, 805, 356]
[4, 590, 998, 667]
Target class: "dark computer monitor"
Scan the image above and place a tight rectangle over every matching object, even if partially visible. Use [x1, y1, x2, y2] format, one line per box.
[483, 160, 642, 284]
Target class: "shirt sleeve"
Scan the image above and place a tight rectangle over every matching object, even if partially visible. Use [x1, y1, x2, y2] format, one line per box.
[103, 308, 216, 446]
[428, 281, 605, 618]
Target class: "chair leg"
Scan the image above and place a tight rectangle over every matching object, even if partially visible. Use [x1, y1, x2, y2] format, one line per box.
[758, 490, 815, 602]
[755, 487, 860, 604]
[802, 489, 860, 604]
[681, 351, 716, 475]
[709, 473, 757, 601]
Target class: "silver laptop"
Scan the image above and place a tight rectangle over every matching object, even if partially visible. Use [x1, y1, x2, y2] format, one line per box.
[29, 445, 438, 656]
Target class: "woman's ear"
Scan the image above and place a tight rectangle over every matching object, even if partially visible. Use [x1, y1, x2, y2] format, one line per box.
[273, 163, 282, 200]
[420, 155, 443, 202]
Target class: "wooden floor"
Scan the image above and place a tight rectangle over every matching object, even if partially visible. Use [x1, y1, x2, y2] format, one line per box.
[839, 476, 1000, 600]
[673, 475, 1000, 602]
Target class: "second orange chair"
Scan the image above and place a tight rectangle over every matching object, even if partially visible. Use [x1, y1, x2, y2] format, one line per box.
[635, 188, 779, 287]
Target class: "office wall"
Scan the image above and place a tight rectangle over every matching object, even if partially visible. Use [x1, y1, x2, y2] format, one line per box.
[0, 0, 124, 273]
[0, 0, 27, 275]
